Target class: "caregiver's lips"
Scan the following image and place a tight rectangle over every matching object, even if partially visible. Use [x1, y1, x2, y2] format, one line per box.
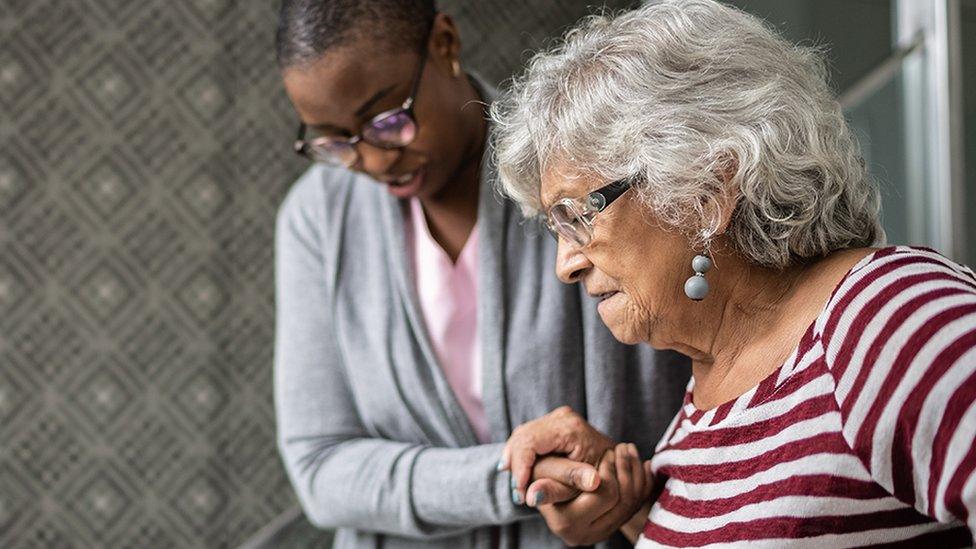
[381, 170, 417, 185]
[382, 168, 425, 198]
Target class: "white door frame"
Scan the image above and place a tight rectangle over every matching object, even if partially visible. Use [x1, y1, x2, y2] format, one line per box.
[896, 0, 966, 258]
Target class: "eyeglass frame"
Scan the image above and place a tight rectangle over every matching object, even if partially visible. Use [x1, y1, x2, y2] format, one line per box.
[292, 50, 429, 166]
[544, 179, 633, 247]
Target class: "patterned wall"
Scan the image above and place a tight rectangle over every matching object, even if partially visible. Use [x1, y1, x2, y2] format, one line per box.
[0, 1, 636, 547]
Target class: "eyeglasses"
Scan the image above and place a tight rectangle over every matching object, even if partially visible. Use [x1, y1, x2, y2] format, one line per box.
[545, 179, 633, 247]
[293, 53, 428, 168]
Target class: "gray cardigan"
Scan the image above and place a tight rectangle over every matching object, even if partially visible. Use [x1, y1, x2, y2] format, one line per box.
[274, 157, 690, 548]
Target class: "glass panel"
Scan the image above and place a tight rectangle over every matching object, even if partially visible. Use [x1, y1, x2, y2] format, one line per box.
[846, 69, 912, 246]
[962, 0, 976, 266]
[728, 0, 917, 246]
[726, 0, 894, 92]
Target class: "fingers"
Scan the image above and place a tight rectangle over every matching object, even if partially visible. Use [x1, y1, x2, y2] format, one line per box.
[510, 439, 542, 500]
[551, 448, 619, 529]
[534, 448, 620, 546]
[599, 447, 617, 482]
[628, 443, 645, 500]
[586, 447, 640, 536]
[532, 456, 600, 492]
[506, 410, 582, 500]
[500, 407, 611, 505]
[632, 445, 647, 500]
[573, 447, 617, 512]
[531, 445, 648, 545]
[642, 459, 655, 501]
[572, 431, 614, 466]
[615, 443, 644, 510]
[615, 443, 633, 502]
[497, 443, 510, 471]
[525, 479, 579, 507]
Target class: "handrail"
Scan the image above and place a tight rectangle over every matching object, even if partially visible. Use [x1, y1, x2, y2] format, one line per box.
[838, 31, 925, 111]
[237, 506, 306, 549]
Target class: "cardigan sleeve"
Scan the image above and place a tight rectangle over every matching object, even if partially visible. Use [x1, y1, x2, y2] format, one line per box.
[273, 171, 532, 539]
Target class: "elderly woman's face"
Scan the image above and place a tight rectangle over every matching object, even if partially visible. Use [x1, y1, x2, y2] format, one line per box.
[541, 165, 689, 346]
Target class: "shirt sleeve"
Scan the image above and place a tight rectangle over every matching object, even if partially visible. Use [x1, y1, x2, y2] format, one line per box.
[273, 173, 531, 539]
[819, 248, 976, 537]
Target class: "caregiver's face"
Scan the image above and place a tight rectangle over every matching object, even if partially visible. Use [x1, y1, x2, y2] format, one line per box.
[541, 165, 689, 346]
[282, 16, 472, 200]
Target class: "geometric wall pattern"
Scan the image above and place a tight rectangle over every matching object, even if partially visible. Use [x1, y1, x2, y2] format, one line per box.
[0, 0, 635, 547]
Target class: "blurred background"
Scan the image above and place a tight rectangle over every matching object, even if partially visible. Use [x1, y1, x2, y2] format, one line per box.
[0, 0, 973, 548]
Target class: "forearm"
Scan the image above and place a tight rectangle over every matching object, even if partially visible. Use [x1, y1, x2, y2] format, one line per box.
[280, 436, 534, 539]
[412, 443, 535, 527]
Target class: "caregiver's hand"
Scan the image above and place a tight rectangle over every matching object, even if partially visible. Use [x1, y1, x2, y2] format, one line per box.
[534, 444, 654, 546]
[525, 455, 602, 506]
[500, 406, 614, 501]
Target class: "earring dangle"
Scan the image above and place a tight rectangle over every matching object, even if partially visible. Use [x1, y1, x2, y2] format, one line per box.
[451, 59, 461, 78]
[684, 254, 712, 301]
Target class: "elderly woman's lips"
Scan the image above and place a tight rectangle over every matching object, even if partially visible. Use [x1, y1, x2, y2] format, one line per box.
[594, 291, 618, 301]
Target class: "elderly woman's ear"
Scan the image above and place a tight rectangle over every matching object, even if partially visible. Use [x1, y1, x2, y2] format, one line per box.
[703, 153, 742, 239]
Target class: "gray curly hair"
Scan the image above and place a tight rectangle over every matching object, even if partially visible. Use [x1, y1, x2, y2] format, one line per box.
[490, 0, 883, 269]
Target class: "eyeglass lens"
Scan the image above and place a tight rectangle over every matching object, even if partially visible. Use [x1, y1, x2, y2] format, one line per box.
[549, 202, 591, 247]
[361, 110, 417, 146]
[306, 109, 418, 167]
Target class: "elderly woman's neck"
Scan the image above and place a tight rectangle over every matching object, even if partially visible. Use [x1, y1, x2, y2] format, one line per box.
[672, 253, 810, 409]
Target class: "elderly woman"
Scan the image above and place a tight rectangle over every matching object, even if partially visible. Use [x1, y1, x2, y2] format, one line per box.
[490, 0, 976, 546]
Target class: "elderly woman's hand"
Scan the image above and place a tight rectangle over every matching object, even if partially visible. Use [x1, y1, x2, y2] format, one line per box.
[501, 406, 614, 501]
[533, 444, 653, 546]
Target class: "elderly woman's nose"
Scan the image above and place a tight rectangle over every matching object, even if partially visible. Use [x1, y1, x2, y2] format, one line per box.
[555, 237, 592, 284]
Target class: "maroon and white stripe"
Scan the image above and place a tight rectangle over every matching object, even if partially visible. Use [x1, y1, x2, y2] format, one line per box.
[637, 247, 976, 548]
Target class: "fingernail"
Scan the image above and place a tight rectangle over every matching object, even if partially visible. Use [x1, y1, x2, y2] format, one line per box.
[510, 474, 517, 489]
[583, 469, 597, 489]
[512, 488, 524, 505]
[496, 459, 506, 471]
[533, 491, 545, 506]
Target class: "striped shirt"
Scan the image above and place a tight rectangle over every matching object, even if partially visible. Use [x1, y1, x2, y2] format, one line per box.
[637, 247, 976, 548]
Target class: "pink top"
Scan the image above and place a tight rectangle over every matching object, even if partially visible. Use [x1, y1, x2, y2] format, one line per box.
[406, 198, 489, 444]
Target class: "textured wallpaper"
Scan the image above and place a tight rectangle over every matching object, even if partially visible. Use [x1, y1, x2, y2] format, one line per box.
[0, 1, 635, 547]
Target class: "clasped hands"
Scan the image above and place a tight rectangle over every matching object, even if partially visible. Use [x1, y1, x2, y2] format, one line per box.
[498, 406, 653, 546]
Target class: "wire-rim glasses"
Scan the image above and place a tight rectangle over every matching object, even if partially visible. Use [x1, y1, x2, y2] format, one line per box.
[545, 179, 633, 247]
[293, 53, 428, 168]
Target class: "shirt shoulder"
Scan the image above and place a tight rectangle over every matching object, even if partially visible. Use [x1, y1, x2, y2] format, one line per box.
[816, 246, 976, 348]
[277, 165, 391, 248]
[278, 165, 360, 220]
[813, 246, 976, 419]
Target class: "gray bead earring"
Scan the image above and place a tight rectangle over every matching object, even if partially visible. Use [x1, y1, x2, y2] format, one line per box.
[684, 254, 712, 301]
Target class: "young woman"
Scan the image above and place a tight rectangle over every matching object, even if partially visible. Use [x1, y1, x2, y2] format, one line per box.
[272, 1, 689, 548]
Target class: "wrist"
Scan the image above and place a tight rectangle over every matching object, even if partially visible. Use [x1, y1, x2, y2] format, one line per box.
[620, 502, 651, 543]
